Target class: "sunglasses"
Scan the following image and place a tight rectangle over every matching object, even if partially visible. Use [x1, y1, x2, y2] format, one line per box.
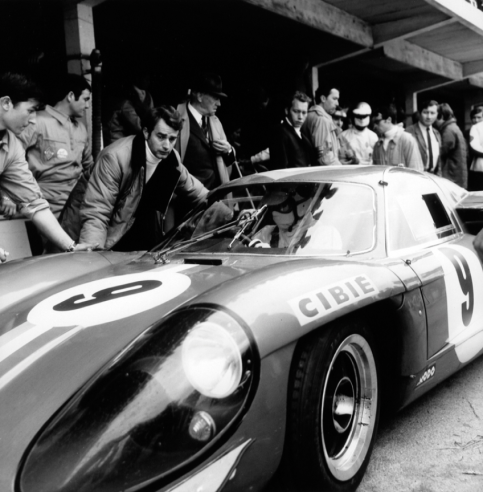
[353, 114, 371, 119]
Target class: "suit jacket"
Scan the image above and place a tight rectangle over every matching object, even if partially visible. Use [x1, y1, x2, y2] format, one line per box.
[268, 119, 316, 170]
[405, 123, 442, 175]
[176, 102, 234, 189]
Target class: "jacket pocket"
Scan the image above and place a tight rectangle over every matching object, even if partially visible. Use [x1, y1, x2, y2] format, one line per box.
[40, 138, 69, 163]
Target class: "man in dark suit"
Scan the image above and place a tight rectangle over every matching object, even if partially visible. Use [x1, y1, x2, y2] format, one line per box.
[268, 91, 316, 170]
[405, 99, 441, 175]
[176, 72, 235, 189]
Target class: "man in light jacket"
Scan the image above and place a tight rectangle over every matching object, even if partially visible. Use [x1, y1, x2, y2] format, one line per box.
[405, 99, 441, 175]
[372, 105, 424, 170]
[61, 106, 208, 251]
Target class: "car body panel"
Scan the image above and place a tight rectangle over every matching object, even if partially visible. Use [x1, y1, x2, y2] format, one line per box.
[2, 166, 483, 492]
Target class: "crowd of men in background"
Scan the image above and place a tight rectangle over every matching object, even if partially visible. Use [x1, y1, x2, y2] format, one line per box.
[1, 69, 483, 262]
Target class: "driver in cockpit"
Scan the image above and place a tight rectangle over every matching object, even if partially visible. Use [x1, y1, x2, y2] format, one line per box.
[249, 186, 315, 248]
[249, 184, 342, 251]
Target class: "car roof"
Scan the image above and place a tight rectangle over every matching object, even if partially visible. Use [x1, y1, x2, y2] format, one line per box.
[219, 165, 422, 189]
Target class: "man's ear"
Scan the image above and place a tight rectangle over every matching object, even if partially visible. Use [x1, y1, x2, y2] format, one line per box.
[142, 127, 149, 140]
[386, 116, 392, 124]
[67, 91, 75, 102]
[0, 96, 12, 111]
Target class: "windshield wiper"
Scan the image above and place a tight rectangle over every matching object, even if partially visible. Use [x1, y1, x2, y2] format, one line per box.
[152, 218, 241, 264]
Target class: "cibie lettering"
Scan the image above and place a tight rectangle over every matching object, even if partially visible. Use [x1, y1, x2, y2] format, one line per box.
[289, 275, 378, 326]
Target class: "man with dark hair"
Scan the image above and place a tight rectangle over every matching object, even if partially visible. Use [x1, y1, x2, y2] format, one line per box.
[302, 82, 341, 165]
[268, 91, 315, 169]
[436, 102, 468, 188]
[372, 104, 423, 170]
[61, 105, 208, 251]
[405, 99, 441, 175]
[176, 72, 235, 189]
[0, 72, 93, 261]
[19, 73, 93, 219]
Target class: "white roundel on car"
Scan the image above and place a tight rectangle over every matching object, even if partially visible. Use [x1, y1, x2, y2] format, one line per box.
[27, 266, 192, 328]
[434, 244, 483, 363]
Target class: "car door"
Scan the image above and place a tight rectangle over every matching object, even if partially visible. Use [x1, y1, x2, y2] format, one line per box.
[383, 167, 483, 368]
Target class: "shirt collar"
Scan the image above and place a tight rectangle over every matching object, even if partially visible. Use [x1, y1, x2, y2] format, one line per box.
[285, 117, 302, 138]
[188, 103, 204, 127]
[47, 105, 75, 126]
[418, 121, 432, 134]
[145, 140, 161, 166]
[384, 125, 400, 141]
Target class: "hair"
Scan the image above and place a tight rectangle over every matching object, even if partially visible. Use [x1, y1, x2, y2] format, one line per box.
[419, 99, 439, 111]
[470, 107, 483, 118]
[438, 102, 454, 121]
[142, 105, 184, 133]
[374, 104, 399, 124]
[314, 81, 340, 102]
[0, 72, 42, 106]
[54, 74, 91, 102]
[412, 111, 420, 125]
[288, 90, 311, 108]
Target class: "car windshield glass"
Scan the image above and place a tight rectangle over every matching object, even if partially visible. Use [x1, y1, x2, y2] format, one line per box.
[155, 181, 376, 257]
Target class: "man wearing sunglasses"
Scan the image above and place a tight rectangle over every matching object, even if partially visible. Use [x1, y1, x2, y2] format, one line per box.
[372, 105, 423, 170]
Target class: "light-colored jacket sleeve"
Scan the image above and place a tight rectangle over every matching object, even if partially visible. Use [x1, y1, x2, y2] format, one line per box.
[403, 133, 424, 171]
[79, 151, 122, 248]
[304, 113, 339, 166]
[0, 133, 49, 219]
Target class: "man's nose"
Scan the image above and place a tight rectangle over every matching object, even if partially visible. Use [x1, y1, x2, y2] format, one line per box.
[29, 112, 37, 124]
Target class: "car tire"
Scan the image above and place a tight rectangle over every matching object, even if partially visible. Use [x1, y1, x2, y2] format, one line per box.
[286, 319, 380, 492]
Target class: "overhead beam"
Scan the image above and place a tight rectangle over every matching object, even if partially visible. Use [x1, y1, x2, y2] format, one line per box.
[463, 60, 483, 77]
[383, 39, 462, 80]
[373, 15, 456, 46]
[468, 75, 483, 90]
[240, 0, 373, 47]
[406, 76, 454, 93]
[314, 48, 380, 69]
[424, 0, 483, 37]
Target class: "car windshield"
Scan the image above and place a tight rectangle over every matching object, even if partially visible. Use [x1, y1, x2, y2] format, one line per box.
[155, 181, 376, 257]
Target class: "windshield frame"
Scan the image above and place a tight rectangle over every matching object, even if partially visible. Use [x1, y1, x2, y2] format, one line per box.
[154, 180, 378, 259]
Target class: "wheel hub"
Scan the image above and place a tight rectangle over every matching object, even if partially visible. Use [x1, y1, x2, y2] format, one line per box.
[332, 376, 355, 433]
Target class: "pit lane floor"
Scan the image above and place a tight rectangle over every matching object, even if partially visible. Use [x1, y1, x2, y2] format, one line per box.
[265, 354, 483, 492]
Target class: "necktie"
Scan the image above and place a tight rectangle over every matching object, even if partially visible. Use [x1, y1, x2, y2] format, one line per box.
[201, 116, 209, 141]
[427, 126, 434, 171]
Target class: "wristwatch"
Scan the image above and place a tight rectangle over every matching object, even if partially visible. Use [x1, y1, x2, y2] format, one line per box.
[65, 241, 76, 253]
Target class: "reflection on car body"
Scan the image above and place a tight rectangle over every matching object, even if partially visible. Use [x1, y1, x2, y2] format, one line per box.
[1, 165, 483, 492]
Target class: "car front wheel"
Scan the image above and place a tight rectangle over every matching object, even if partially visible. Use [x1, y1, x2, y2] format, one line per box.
[287, 320, 380, 492]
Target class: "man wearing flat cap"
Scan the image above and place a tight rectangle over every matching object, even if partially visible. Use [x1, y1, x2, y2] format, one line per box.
[176, 72, 235, 189]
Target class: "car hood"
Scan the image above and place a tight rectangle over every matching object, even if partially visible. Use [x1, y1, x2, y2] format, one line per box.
[0, 250, 405, 489]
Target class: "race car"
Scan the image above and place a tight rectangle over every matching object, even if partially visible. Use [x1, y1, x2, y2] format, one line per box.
[1, 165, 483, 492]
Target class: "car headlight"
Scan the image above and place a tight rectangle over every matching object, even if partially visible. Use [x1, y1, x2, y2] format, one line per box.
[182, 321, 243, 398]
[19, 307, 258, 492]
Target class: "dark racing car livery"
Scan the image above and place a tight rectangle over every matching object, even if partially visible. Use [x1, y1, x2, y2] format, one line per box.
[1, 165, 483, 492]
